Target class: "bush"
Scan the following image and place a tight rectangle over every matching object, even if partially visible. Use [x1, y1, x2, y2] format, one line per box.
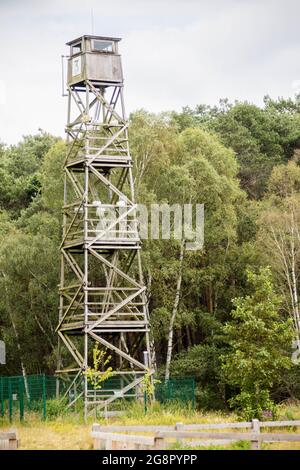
[229, 390, 278, 421]
[196, 386, 225, 411]
[46, 398, 68, 419]
[222, 268, 293, 420]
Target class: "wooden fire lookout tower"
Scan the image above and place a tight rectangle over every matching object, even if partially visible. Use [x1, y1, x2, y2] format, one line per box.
[57, 35, 153, 418]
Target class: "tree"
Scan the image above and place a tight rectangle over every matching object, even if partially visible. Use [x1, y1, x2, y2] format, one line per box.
[39, 140, 65, 216]
[1, 100, 300, 409]
[129, 110, 178, 197]
[0, 228, 59, 374]
[0, 130, 60, 216]
[136, 124, 244, 381]
[258, 162, 300, 344]
[258, 197, 300, 343]
[169, 99, 300, 198]
[170, 343, 225, 409]
[222, 267, 293, 419]
[210, 100, 300, 198]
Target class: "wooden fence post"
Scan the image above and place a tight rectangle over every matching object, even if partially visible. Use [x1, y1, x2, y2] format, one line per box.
[0, 431, 19, 450]
[251, 419, 260, 450]
[105, 437, 113, 450]
[175, 422, 184, 446]
[8, 430, 18, 450]
[154, 436, 166, 450]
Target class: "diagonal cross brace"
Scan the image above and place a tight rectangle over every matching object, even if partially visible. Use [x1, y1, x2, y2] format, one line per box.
[86, 80, 125, 125]
[87, 375, 145, 413]
[86, 286, 145, 332]
[88, 163, 133, 205]
[86, 204, 137, 248]
[56, 283, 83, 332]
[88, 124, 128, 164]
[88, 248, 142, 288]
[88, 331, 147, 371]
[58, 331, 84, 369]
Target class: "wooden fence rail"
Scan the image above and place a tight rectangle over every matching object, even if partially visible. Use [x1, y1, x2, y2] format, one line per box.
[92, 431, 160, 450]
[92, 419, 300, 450]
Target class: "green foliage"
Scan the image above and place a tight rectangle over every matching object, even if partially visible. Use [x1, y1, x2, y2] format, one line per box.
[131, 115, 245, 376]
[39, 140, 65, 215]
[172, 98, 300, 198]
[168, 439, 251, 450]
[120, 399, 196, 422]
[45, 398, 68, 420]
[229, 390, 278, 421]
[1, 96, 300, 418]
[170, 344, 225, 410]
[222, 267, 293, 419]
[0, 229, 59, 373]
[84, 344, 114, 390]
[0, 130, 60, 216]
[140, 371, 160, 400]
[267, 161, 300, 198]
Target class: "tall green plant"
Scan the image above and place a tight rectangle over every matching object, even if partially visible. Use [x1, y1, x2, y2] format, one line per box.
[84, 344, 114, 390]
[222, 267, 293, 419]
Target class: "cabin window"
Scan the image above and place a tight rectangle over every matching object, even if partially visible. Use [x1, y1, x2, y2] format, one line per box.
[92, 39, 114, 53]
[71, 42, 82, 56]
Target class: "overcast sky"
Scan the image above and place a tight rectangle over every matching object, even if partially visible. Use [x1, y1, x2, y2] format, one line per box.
[1, 0, 300, 144]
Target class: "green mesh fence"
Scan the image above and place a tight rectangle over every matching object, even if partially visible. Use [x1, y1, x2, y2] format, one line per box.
[88, 374, 140, 398]
[0, 375, 57, 421]
[85, 374, 196, 407]
[155, 377, 195, 408]
[0, 374, 196, 421]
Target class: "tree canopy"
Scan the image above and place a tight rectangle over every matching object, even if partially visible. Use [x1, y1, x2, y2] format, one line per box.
[1, 97, 300, 415]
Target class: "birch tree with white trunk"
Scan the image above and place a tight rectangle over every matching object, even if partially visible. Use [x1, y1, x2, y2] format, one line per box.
[259, 162, 300, 344]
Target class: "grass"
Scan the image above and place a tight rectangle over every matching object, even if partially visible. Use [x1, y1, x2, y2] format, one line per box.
[1, 402, 300, 450]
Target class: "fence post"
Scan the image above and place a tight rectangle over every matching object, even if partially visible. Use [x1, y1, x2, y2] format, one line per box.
[154, 436, 166, 450]
[192, 379, 196, 410]
[42, 374, 46, 420]
[251, 419, 260, 450]
[8, 378, 12, 423]
[167, 380, 171, 401]
[18, 377, 24, 422]
[105, 437, 113, 450]
[7, 429, 19, 450]
[56, 375, 60, 399]
[144, 391, 148, 415]
[0, 377, 4, 417]
[27, 376, 31, 411]
[175, 422, 184, 446]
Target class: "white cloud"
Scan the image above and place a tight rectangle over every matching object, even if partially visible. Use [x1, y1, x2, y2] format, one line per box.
[0, 0, 300, 143]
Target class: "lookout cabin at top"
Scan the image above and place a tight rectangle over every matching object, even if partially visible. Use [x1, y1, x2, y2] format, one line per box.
[66, 35, 123, 87]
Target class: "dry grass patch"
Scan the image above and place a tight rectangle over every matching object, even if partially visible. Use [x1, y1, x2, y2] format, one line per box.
[1, 403, 300, 450]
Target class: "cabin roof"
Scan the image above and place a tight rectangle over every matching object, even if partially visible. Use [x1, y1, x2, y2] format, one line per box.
[66, 35, 122, 46]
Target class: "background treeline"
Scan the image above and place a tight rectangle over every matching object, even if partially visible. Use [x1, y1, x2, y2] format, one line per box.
[1, 96, 300, 415]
